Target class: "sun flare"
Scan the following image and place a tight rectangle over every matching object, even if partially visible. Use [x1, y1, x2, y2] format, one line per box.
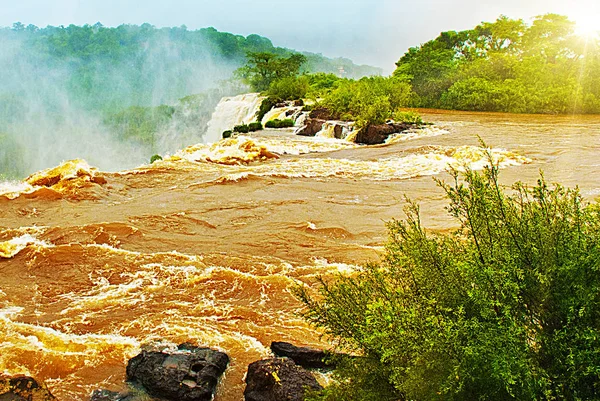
[571, 8, 600, 39]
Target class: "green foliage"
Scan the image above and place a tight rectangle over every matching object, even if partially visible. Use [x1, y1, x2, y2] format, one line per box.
[0, 23, 379, 114]
[0, 133, 26, 179]
[320, 77, 413, 127]
[394, 14, 600, 114]
[248, 121, 263, 131]
[306, 73, 343, 99]
[233, 124, 250, 133]
[267, 75, 309, 100]
[298, 157, 600, 400]
[103, 104, 175, 150]
[393, 110, 424, 124]
[236, 52, 307, 92]
[265, 119, 295, 128]
[222, 130, 233, 139]
[255, 97, 281, 122]
[149, 154, 163, 163]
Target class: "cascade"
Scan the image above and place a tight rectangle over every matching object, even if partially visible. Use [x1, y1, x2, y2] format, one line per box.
[204, 93, 265, 143]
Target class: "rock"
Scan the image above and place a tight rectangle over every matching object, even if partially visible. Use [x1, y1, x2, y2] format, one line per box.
[295, 118, 326, 136]
[244, 358, 323, 401]
[270, 342, 332, 369]
[353, 122, 418, 145]
[309, 107, 336, 120]
[354, 124, 396, 145]
[126, 343, 229, 401]
[0, 376, 55, 401]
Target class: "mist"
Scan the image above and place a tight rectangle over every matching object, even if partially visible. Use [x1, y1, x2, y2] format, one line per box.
[0, 24, 241, 179]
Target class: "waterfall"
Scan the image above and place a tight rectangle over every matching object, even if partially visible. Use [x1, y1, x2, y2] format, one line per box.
[204, 93, 265, 143]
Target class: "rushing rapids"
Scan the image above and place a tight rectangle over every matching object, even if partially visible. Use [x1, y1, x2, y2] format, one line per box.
[1, 102, 599, 400]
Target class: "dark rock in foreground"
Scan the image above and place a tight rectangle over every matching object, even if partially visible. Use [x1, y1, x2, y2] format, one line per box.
[126, 343, 229, 401]
[244, 358, 323, 401]
[0, 376, 55, 401]
[271, 342, 332, 369]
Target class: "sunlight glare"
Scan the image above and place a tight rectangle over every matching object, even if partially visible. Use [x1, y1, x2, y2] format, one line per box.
[572, 8, 600, 39]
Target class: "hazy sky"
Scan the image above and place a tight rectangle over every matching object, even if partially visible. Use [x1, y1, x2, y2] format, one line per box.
[2, 0, 598, 73]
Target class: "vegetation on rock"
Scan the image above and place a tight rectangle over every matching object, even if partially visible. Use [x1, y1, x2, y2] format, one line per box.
[265, 119, 295, 129]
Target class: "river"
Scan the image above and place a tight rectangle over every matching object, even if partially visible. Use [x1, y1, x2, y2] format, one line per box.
[0, 109, 599, 400]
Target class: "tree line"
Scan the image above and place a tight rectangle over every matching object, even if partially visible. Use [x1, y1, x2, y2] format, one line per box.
[394, 14, 600, 113]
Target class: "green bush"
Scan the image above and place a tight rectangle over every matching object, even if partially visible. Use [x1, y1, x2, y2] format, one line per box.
[306, 73, 343, 98]
[267, 75, 309, 100]
[255, 97, 281, 123]
[393, 110, 424, 124]
[149, 154, 163, 163]
[265, 119, 295, 128]
[222, 130, 233, 139]
[298, 156, 600, 400]
[248, 121, 263, 131]
[233, 124, 250, 133]
[321, 76, 412, 127]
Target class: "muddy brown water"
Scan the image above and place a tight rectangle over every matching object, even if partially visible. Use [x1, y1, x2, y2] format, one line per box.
[0, 109, 599, 400]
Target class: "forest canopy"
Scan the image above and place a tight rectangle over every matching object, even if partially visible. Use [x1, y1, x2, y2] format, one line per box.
[394, 14, 600, 114]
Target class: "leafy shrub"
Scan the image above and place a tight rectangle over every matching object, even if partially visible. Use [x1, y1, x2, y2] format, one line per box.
[149, 154, 163, 163]
[321, 77, 412, 126]
[306, 73, 343, 98]
[222, 130, 233, 139]
[267, 75, 309, 100]
[233, 124, 250, 133]
[298, 156, 600, 400]
[248, 121, 263, 131]
[255, 97, 281, 123]
[265, 119, 295, 128]
[393, 110, 424, 124]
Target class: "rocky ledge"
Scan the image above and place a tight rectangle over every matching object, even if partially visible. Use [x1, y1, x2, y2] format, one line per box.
[0, 376, 56, 401]
[244, 358, 323, 401]
[6, 341, 337, 401]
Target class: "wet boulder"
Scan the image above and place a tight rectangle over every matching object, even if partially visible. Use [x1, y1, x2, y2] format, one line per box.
[244, 358, 323, 401]
[0, 376, 55, 401]
[295, 118, 326, 136]
[270, 342, 331, 369]
[309, 107, 336, 120]
[354, 123, 397, 144]
[353, 122, 418, 145]
[126, 343, 229, 401]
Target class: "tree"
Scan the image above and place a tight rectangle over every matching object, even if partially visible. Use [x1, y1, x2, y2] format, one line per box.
[235, 52, 307, 92]
[298, 156, 600, 400]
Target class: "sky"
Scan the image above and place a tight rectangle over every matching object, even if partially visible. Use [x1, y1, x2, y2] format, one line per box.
[1, 0, 599, 74]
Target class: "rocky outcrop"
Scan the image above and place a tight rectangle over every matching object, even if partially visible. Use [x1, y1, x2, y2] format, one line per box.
[126, 343, 229, 401]
[270, 342, 332, 369]
[244, 358, 323, 401]
[309, 107, 336, 120]
[0, 376, 55, 401]
[354, 122, 419, 145]
[295, 118, 326, 136]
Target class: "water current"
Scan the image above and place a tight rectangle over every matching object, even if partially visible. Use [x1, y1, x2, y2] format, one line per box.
[0, 107, 599, 400]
